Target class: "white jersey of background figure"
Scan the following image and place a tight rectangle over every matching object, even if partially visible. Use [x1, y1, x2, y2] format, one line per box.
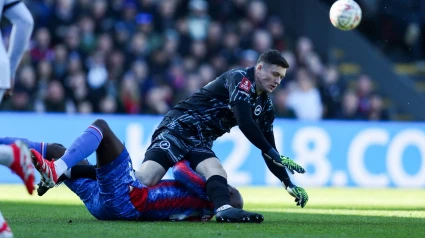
[0, 0, 33, 103]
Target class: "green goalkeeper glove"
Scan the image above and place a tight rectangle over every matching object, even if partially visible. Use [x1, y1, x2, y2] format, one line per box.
[280, 155, 305, 174]
[284, 183, 309, 208]
[264, 149, 306, 174]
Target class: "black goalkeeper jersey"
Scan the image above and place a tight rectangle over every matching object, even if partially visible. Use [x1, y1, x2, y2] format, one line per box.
[158, 66, 275, 143]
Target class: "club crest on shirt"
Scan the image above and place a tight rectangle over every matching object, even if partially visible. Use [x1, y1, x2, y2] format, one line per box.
[254, 105, 262, 116]
[238, 77, 251, 92]
[160, 141, 170, 149]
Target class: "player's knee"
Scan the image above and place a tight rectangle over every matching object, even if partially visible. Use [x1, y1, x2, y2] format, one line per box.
[51, 143, 65, 149]
[137, 172, 160, 186]
[211, 168, 227, 179]
[92, 119, 111, 134]
[196, 158, 227, 180]
[140, 177, 157, 186]
[137, 161, 166, 186]
[46, 143, 67, 159]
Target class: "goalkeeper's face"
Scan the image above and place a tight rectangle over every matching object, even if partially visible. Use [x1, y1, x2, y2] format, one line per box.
[228, 185, 243, 209]
[255, 63, 287, 94]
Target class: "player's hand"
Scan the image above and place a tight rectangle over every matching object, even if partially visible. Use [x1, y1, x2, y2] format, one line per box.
[264, 149, 305, 174]
[279, 156, 305, 174]
[285, 183, 309, 208]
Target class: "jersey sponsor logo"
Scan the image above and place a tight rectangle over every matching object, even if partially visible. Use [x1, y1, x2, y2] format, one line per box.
[160, 141, 170, 149]
[239, 77, 251, 92]
[254, 105, 262, 116]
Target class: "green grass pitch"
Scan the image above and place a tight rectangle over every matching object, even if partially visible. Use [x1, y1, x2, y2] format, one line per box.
[1, 185, 424, 238]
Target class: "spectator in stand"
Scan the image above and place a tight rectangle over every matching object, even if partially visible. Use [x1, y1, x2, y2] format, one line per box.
[286, 68, 323, 120]
[320, 66, 345, 119]
[273, 88, 296, 119]
[368, 93, 390, 121]
[0, 0, 392, 122]
[356, 74, 374, 118]
[336, 91, 364, 120]
[44, 80, 67, 112]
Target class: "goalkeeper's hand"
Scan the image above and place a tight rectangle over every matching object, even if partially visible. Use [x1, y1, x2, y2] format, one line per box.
[279, 155, 305, 174]
[284, 183, 309, 208]
[264, 149, 305, 174]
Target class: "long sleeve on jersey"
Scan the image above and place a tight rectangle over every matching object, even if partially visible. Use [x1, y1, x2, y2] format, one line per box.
[4, 2, 34, 81]
[232, 102, 293, 186]
[262, 131, 293, 187]
[232, 102, 274, 153]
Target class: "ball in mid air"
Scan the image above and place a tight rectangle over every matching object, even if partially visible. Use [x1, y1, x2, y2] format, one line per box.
[329, 0, 362, 31]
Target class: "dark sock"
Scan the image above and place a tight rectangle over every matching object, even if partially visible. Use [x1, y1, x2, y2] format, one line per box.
[71, 165, 97, 180]
[206, 175, 231, 211]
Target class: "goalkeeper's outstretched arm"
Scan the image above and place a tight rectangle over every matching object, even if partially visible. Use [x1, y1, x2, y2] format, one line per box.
[261, 130, 293, 188]
[232, 102, 284, 163]
[232, 102, 305, 174]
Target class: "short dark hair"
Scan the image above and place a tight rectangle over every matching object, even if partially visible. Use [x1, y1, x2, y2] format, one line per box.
[257, 49, 289, 68]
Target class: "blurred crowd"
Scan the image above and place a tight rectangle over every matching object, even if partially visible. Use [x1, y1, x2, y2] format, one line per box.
[0, 0, 390, 121]
[323, 0, 425, 62]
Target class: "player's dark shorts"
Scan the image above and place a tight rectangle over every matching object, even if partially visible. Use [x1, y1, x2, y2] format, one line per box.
[64, 147, 145, 220]
[144, 118, 217, 169]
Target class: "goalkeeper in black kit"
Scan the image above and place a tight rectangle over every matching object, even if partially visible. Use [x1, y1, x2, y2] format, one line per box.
[136, 49, 309, 223]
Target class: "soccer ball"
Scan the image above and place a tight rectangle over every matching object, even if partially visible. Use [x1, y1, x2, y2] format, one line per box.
[329, 0, 362, 31]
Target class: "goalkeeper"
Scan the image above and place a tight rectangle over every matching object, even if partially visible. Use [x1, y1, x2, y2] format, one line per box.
[137, 49, 309, 223]
[2, 50, 308, 223]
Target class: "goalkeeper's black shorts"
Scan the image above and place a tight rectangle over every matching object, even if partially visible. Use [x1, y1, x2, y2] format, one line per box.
[144, 128, 217, 171]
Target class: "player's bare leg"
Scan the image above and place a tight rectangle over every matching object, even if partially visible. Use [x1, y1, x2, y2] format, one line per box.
[36, 119, 123, 193]
[0, 135, 110, 196]
[172, 160, 244, 209]
[195, 157, 264, 223]
[35, 143, 67, 196]
[31, 119, 125, 188]
[0, 136, 61, 196]
[137, 160, 167, 186]
[35, 143, 97, 196]
[90, 119, 124, 168]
